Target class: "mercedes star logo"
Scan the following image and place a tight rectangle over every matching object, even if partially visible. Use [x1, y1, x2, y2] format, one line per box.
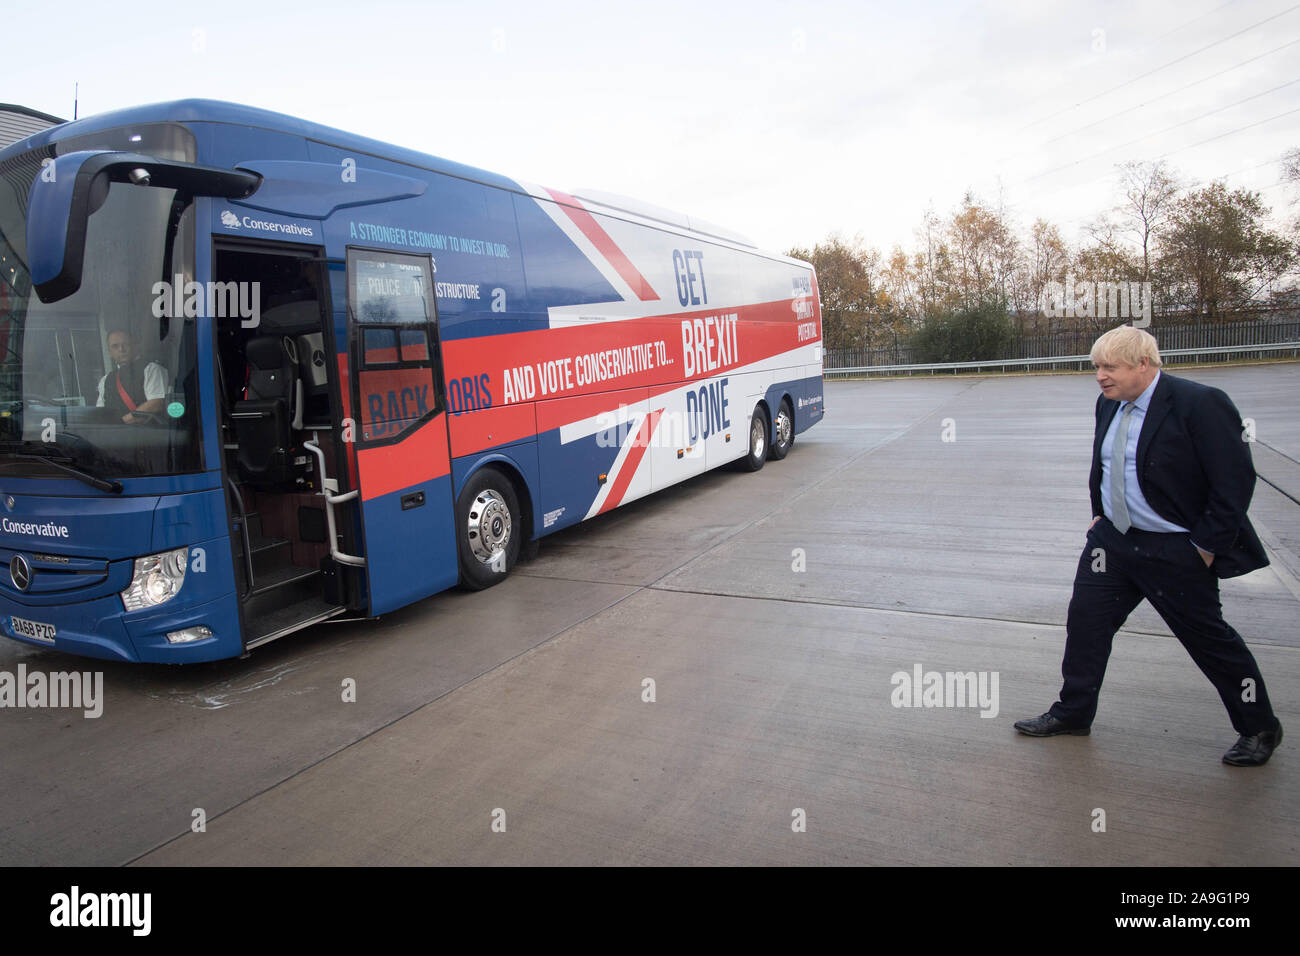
[10, 554, 32, 592]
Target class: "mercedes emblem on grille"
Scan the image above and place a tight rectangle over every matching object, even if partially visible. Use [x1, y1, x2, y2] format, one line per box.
[10, 554, 32, 592]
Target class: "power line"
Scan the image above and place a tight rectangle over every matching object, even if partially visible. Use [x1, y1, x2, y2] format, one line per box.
[1155, 104, 1300, 160]
[1210, 163, 1284, 186]
[1038, 35, 1300, 149]
[1025, 77, 1300, 183]
[1016, 3, 1300, 133]
[1215, 156, 1292, 180]
[1151, 0, 1241, 42]
[1087, 150, 1293, 194]
[999, 125, 1299, 217]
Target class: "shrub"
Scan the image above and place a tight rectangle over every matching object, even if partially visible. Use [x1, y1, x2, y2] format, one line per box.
[909, 303, 1016, 363]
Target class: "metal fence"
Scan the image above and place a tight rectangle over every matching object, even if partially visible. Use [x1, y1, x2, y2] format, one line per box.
[825, 315, 1300, 372]
[823, 343, 1300, 379]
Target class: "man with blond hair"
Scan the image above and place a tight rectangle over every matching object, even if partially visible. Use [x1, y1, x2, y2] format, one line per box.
[1015, 325, 1282, 765]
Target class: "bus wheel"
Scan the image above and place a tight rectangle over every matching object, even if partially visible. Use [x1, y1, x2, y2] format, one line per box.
[770, 398, 794, 461]
[456, 467, 521, 590]
[741, 406, 768, 472]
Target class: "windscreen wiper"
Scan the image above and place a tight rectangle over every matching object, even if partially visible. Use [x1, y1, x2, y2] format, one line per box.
[9, 452, 123, 494]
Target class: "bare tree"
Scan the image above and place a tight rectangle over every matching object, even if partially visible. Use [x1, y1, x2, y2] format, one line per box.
[1283, 147, 1300, 188]
[1117, 160, 1179, 287]
[1283, 147, 1300, 236]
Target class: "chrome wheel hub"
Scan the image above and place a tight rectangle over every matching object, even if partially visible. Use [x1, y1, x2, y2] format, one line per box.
[776, 409, 792, 447]
[467, 489, 511, 565]
[751, 418, 765, 458]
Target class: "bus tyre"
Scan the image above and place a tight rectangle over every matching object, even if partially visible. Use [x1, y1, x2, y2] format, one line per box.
[770, 398, 794, 461]
[741, 406, 768, 472]
[456, 467, 522, 591]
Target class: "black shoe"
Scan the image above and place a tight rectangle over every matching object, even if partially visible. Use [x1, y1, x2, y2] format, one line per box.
[1014, 712, 1090, 737]
[1222, 720, 1283, 767]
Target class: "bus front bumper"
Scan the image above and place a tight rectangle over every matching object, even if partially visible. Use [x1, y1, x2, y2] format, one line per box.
[0, 591, 242, 664]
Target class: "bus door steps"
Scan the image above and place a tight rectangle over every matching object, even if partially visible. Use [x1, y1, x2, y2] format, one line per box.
[245, 563, 320, 608]
[247, 534, 291, 578]
[231, 509, 263, 541]
[245, 597, 347, 650]
[231, 511, 296, 591]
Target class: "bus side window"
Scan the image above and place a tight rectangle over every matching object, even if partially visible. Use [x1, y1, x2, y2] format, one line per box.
[399, 328, 428, 362]
[362, 328, 399, 365]
[348, 249, 441, 445]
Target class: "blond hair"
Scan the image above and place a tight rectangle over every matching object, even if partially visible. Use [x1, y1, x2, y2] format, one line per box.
[1090, 325, 1161, 367]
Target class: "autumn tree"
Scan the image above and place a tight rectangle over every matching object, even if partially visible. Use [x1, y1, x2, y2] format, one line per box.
[788, 157, 1297, 360]
[881, 245, 920, 321]
[1159, 182, 1295, 317]
[946, 192, 1018, 310]
[786, 235, 894, 350]
[912, 205, 954, 317]
[1026, 218, 1072, 320]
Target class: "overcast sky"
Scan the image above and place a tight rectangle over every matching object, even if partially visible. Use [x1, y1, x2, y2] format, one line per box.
[7, 0, 1299, 254]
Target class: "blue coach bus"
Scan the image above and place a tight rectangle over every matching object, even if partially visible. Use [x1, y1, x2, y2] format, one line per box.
[0, 100, 824, 663]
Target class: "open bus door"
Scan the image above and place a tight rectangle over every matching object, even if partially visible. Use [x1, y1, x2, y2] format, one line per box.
[344, 248, 460, 615]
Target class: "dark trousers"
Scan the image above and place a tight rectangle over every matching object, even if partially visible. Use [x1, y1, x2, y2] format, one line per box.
[1049, 517, 1277, 735]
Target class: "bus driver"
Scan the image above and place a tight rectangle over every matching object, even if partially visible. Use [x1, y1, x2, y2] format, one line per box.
[95, 328, 168, 423]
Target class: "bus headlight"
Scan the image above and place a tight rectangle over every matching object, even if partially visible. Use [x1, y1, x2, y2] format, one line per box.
[121, 547, 189, 611]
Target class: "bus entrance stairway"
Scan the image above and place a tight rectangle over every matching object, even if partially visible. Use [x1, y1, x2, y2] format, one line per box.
[231, 510, 346, 649]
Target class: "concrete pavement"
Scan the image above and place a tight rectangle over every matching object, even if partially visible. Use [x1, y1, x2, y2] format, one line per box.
[3, 364, 1296, 865]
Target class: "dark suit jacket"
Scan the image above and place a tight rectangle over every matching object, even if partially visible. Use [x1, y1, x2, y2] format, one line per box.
[1089, 371, 1268, 579]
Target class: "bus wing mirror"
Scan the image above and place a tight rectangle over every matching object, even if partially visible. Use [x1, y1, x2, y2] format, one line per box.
[27, 150, 261, 304]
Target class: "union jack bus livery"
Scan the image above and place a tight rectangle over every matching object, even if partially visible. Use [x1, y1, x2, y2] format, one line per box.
[0, 100, 823, 662]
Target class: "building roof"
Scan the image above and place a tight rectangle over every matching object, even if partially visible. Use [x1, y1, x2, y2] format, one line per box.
[0, 104, 67, 151]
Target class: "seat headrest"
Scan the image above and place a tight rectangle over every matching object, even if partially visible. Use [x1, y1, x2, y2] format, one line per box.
[246, 337, 288, 370]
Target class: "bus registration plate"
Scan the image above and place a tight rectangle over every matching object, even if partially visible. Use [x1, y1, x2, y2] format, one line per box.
[11, 616, 56, 643]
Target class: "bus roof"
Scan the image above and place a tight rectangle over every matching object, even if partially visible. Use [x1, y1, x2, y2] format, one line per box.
[4, 98, 522, 191]
[3, 98, 800, 263]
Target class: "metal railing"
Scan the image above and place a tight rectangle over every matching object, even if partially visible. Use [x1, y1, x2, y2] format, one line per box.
[823, 342, 1300, 379]
[825, 314, 1300, 371]
[303, 432, 366, 567]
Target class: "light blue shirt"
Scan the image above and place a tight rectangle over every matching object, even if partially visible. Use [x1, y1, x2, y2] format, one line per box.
[1100, 370, 1191, 536]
